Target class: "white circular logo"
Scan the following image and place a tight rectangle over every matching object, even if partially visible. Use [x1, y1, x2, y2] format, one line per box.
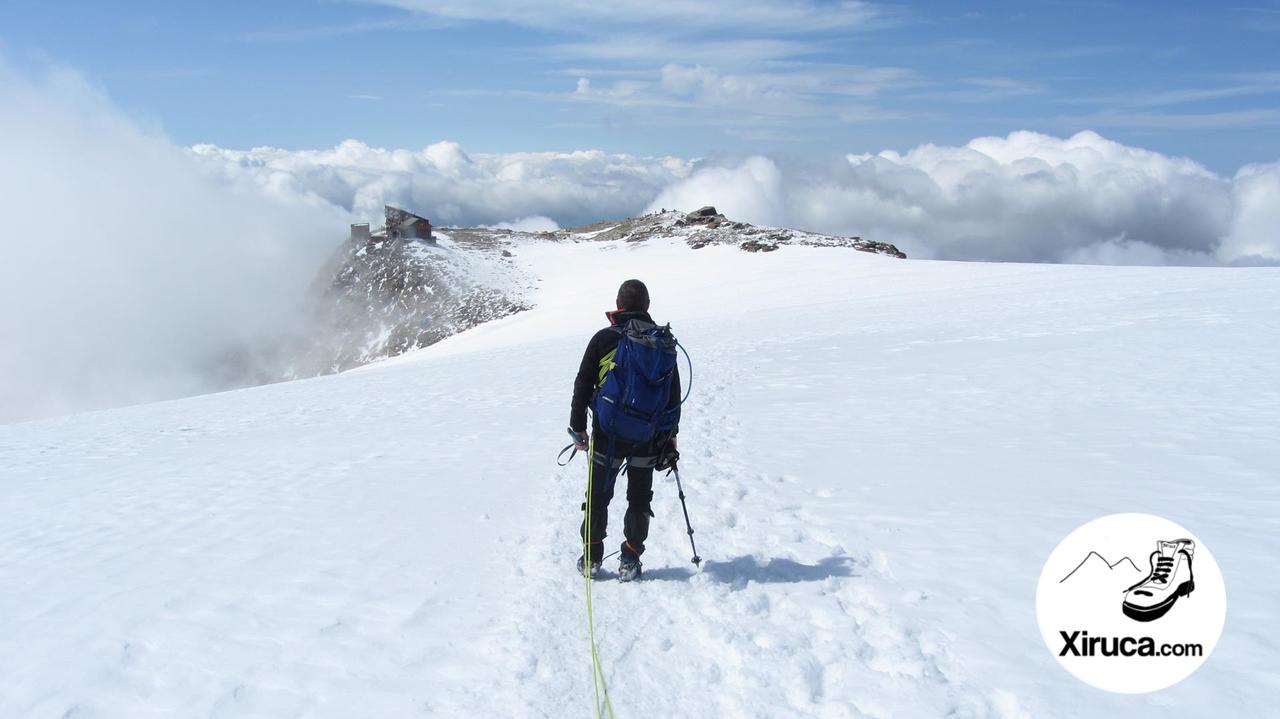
[1035, 513, 1226, 693]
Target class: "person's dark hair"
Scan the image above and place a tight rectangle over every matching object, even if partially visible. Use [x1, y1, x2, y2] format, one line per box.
[616, 279, 650, 311]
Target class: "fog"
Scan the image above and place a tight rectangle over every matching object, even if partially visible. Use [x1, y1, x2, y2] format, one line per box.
[0, 60, 349, 423]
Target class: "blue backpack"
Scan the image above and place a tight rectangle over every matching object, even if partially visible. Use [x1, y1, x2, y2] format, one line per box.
[592, 320, 681, 444]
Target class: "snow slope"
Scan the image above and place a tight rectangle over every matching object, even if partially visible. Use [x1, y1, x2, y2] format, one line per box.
[2, 238, 1277, 718]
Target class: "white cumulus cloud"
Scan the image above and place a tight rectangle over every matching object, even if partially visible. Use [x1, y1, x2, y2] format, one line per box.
[190, 141, 693, 229]
[647, 156, 787, 225]
[192, 130, 1280, 267]
[646, 131, 1278, 264]
[483, 216, 561, 232]
[1223, 161, 1280, 262]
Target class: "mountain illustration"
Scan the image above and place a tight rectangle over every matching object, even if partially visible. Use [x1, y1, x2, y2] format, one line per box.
[1059, 551, 1144, 584]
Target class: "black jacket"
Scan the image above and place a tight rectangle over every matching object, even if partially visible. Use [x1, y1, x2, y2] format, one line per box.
[570, 310, 682, 435]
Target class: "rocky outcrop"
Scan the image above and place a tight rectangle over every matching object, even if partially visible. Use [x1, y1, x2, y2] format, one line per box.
[281, 232, 532, 377]
[740, 239, 780, 253]
[255, 208, 903, 382]
[561, 209, 906, 258]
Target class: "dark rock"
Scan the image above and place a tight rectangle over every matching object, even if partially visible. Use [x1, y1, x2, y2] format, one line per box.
[740, 240, 780, 253]
[282, 234, 530, 377]
[855, 241, 907, 259]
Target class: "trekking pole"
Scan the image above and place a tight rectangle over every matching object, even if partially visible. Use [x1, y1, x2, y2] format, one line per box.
[670, 464, 702, 566]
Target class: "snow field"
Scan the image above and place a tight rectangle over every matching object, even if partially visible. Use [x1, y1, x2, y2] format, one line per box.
[2, 237, 1278, 717]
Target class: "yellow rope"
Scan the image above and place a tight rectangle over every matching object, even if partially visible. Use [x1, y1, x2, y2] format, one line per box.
[584, 435, 616, 718]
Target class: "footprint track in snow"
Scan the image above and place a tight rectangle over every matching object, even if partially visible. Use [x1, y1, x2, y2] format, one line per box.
[475, 351, 1015, 718]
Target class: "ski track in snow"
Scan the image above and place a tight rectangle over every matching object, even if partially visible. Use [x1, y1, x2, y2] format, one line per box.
[2, 238, 1277, 718]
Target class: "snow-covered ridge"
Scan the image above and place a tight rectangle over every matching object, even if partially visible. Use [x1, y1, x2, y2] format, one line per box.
[559, 206, 908, 256]
[291, 208, 904, 377]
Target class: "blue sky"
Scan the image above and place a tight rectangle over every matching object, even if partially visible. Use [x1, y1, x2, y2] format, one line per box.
[2, 0, 1278, 172]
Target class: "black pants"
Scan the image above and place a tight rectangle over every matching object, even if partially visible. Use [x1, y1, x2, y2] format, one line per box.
[580, 429, 657, 564]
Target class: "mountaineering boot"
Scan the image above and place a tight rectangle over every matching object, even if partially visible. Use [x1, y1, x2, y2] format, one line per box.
[618, 556, 642, 582]
[618, 542, 643, 582]
[616, 539, 645, 578]
[577, 554, 602, 579]
[1122, 538, 1195, 622]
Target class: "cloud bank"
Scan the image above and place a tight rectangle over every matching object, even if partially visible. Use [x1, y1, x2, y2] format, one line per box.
[195, 131, 1280, 265]
[651, 130, 1279, 264]
[0, 60, 349, 423]
[4, 52, 1277, 424]
[191, 141, 693, 230]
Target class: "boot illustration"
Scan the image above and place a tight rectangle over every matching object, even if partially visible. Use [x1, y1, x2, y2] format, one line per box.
[1122, 538, 1195, 622]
